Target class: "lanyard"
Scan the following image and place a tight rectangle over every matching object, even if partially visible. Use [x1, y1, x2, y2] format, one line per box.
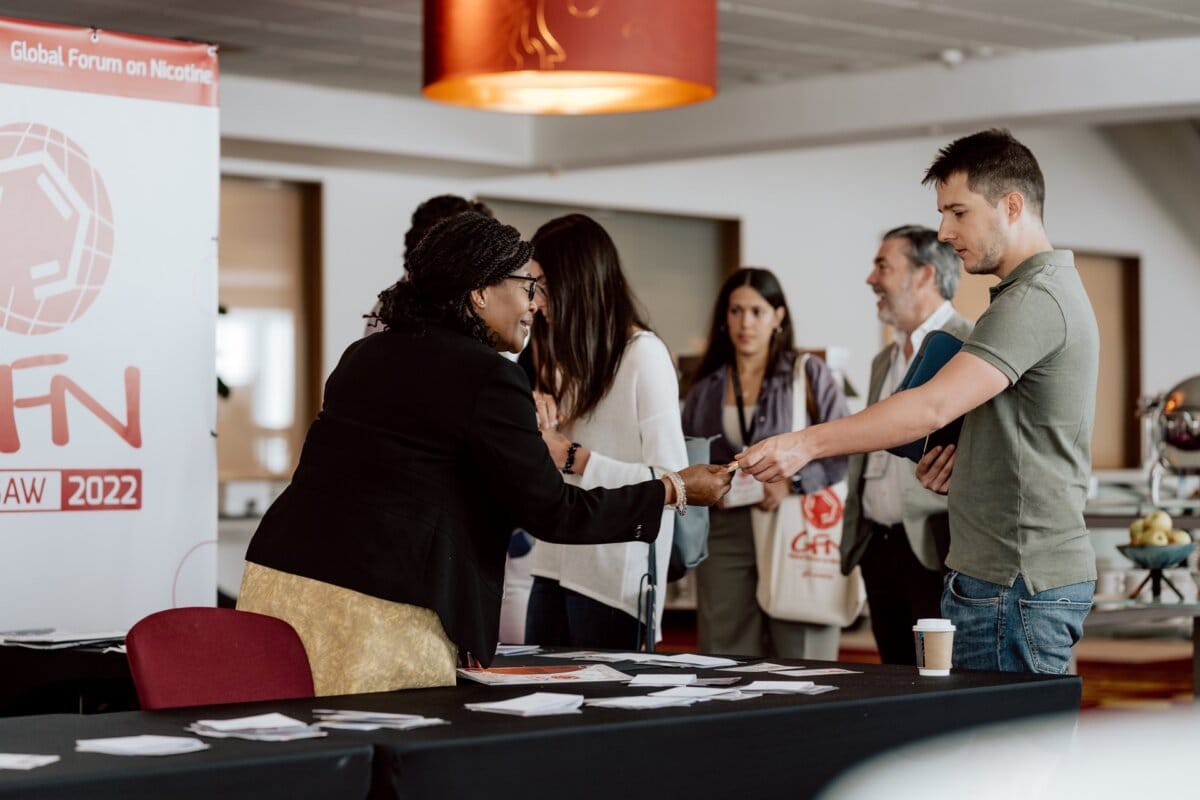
[730, 367, 757, 446]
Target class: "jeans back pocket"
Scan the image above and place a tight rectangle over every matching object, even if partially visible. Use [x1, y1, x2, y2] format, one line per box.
[1018, 595, 1092, 675]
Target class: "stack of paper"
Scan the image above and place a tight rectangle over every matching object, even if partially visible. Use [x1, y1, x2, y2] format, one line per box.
[691, 677, 743, 686]
[494, 644, 541, 656]
[584, 695, 699, 710]
[75, 736, 208, 756]
[774, 667, 862, 677]
[628, 673, 697, 688]
[716, 663, 861, 678]
[0, 754, 60, 770]
[656, 653, 740, 669]
[464, 692, 584, 717]
[187, 713, 327, 742]
[537, 651, 739, 669]
[742, 680, 838, 695]
[650, 686, 756, 702]
[717, 662, 794, 673]
[0, 629, 126, 650]
[457, 663, 630, 686]
[311, 709, 448, 731]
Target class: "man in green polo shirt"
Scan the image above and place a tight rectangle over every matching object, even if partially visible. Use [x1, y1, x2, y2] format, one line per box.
[735, 129, 1099, 674]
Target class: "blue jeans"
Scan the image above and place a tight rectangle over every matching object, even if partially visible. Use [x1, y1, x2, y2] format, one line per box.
[941, 571, 1094, 674]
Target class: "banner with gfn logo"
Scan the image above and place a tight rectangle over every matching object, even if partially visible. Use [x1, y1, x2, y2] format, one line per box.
[0, 16, 218, 631]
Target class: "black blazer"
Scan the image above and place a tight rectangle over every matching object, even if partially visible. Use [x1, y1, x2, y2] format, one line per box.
[246, 322, 666, 664]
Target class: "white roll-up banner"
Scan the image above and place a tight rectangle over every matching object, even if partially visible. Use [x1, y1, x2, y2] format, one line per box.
[0, 16, 219, 631]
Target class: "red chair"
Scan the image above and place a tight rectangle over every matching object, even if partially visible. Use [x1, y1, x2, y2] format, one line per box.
[126, 607, 315, 710]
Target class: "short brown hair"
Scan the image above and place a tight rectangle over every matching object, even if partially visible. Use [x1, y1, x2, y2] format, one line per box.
[922, 129, 1045, 220]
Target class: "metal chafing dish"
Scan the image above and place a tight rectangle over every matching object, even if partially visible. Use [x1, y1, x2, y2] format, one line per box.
[1143, 375, 1200, 501]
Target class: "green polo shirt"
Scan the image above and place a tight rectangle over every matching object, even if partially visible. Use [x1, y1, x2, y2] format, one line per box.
[947, 250, 1099, 593]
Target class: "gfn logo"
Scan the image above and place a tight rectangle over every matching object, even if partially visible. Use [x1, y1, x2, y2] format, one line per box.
[790, 531, 839, 559]
[802, 486, 844, 528]
[0, 123, 139, 460]
[789, 487, 846, 560]
[0, 122, 114, 335]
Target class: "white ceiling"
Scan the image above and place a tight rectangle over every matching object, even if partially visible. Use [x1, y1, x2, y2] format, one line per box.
[0, 0, 1197, 97]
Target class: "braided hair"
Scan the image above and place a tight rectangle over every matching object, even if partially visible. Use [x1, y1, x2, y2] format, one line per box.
[377, 211, 532, 347]
[405, 195, 493, 257]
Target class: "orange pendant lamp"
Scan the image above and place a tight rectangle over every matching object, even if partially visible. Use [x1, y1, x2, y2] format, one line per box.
[423, 0, 717, 114]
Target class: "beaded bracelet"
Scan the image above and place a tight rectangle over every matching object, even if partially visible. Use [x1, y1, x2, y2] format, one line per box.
[664, 470, 687, 517]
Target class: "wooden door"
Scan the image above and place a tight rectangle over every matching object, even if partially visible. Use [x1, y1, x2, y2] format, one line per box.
[946, 254, 1140, 469]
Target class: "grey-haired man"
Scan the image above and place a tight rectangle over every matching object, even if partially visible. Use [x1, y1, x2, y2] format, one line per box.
[841, 226, 971, 665]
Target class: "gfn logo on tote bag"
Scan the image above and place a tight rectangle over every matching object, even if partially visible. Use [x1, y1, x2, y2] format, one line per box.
[0, 122, 114, 335]
[789, 487, 845, 563]
[0, 122, 140, 513]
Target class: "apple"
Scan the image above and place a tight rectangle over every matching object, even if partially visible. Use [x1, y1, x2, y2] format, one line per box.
[1145, 510, 1173, 532]
[1146, 529, 1170, 547]
[1129, 519, 1145, 544]
[1168, 530, 1192, 546]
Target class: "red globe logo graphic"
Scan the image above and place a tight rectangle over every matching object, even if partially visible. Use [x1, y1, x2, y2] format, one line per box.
[0, 122, 114, 335]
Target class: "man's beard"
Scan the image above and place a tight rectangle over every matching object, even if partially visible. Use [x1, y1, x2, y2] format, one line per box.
[966, 224, 1007, 275]
[875, 278, 915, 327]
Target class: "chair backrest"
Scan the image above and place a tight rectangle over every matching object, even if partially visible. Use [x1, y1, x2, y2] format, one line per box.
[126, 607, 315, 710]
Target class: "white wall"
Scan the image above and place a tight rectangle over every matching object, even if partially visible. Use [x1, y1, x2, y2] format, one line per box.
[226, 123, 1200, 401]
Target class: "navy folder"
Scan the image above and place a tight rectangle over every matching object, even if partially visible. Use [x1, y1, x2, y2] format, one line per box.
[886, 330, 965, 463]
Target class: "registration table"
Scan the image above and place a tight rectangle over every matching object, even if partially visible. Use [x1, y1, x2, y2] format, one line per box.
[0, 652, 1081, 799]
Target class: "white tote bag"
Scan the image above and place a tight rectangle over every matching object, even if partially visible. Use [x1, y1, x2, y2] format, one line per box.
[751, 355, 866, 626]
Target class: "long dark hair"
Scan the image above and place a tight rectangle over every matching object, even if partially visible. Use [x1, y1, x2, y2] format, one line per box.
[377, 212, 531, 346]
[691, 267, 796, 388]
[529, 214, 652, 422]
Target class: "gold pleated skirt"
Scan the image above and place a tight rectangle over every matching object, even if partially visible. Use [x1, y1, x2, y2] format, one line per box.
[236, 562, 457, 696]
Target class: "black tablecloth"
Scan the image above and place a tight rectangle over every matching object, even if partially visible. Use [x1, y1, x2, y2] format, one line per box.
[0, 647, 135, 716]
[0, 653, 1080, 800]
[354, 655, 1080, 799]
[0, 710, 373, 799]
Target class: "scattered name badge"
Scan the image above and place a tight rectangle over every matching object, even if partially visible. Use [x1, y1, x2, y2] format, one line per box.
[863, 451, 889, 480]
[723, 469, 765, 508]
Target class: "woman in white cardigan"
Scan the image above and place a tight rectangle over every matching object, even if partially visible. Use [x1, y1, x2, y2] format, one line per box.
[522, 214, 686, 650]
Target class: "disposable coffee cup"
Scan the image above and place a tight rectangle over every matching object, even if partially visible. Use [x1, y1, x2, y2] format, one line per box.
[912, 618, 955, 676]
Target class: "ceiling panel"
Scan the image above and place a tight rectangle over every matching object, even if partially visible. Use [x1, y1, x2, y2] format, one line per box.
[0, 0, 1192, 96]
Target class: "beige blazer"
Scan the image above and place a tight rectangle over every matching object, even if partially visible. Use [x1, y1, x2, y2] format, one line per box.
[841, 311, 974, 574]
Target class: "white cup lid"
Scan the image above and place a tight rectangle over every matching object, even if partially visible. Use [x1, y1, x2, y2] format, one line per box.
[912, 618, 955, 631]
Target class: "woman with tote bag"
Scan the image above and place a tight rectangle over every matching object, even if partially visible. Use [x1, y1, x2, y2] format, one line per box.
[682, 268, 856, 660]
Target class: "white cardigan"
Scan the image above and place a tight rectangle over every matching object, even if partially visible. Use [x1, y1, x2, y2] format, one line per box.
[529, 332, 687, 641]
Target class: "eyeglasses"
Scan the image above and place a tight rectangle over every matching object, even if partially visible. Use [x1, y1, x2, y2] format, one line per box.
[504, 275, 546, 302]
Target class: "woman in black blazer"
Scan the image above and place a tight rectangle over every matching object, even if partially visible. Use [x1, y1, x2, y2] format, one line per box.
[239, 212, 730, 695]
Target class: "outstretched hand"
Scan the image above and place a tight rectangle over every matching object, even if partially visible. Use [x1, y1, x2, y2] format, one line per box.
[916, 444, 955, 495]
[732, 432, 811, 484]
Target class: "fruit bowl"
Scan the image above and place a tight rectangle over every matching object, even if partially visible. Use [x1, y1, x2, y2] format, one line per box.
[1117, 542, 1196, 570]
